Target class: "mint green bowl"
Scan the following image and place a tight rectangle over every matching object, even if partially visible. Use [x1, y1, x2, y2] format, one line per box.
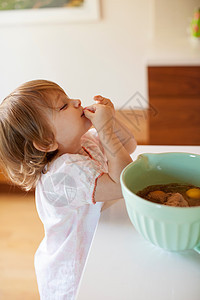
[120, 153, 200, 252]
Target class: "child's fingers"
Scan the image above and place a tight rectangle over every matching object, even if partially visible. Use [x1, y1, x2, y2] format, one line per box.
[93, 96, 115, 113]
[83, 108, 93, 119]
[83, 103, 105, 120]
[94, 95, 110, 105]
[83, 107, 95, 113]
[94, 95, 109, 103]
[83, 106, 98, 121]
[83, 104, 98, 113]
[94, 95, 103, 100]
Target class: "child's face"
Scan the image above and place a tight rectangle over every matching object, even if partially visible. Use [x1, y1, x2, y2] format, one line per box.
[48, 91, 92, 155]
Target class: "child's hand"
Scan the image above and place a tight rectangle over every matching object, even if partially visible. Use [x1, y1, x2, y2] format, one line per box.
[93, 95, 115, 116]
[83, 96, 115, 133]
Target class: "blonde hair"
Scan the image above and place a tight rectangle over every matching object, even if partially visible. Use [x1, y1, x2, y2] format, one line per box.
[0, 79, 65, 191]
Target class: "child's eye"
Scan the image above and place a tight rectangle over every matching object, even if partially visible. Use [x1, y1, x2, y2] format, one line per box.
[60, 103, 68, 111]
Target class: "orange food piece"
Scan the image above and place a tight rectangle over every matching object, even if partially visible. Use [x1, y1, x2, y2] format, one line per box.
[147, 190, 167, 203]
[165, 193, 189, 207]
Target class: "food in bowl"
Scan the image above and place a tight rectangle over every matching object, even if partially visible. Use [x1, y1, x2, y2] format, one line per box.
[136, 183, 200, 207]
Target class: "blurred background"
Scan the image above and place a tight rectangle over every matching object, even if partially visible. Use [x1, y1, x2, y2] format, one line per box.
[0, 0, 199, 299]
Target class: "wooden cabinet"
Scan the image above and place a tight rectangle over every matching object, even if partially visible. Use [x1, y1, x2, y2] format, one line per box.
[148, 66, 200, 145]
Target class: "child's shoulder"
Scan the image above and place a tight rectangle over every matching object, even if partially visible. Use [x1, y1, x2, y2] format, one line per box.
[46, 152, 88, 174]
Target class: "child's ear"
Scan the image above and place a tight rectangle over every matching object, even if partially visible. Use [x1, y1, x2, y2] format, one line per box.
[33, 140, 58, 152]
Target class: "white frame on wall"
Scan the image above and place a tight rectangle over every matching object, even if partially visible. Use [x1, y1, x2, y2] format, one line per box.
[0, 0, 100, 25]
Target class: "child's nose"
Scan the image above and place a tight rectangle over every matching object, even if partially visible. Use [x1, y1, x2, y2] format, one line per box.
[73, 99, 81, 107]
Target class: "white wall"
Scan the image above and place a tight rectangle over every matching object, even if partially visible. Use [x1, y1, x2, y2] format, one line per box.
[153, 0, 200, 40]
[0, 0, 198, 109]
[0, 0, 150, 109]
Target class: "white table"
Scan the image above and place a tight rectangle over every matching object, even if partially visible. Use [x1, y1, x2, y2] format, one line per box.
[76, 146, 200, 300]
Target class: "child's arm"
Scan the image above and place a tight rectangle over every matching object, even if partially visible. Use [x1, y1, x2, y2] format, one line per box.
[113, 117, 137, 154]
[94, 128, 132, 202]
[97, 127, 132, 184]
[84, 99, 133, 202]
[93, 95, 137, 154]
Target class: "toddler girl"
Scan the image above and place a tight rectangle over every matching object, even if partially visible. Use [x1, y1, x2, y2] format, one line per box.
[0, 80, 136, 299]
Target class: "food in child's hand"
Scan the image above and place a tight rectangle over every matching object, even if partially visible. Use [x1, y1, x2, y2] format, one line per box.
[137, 183, 200, 207]
[84, 107, 95, 113]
